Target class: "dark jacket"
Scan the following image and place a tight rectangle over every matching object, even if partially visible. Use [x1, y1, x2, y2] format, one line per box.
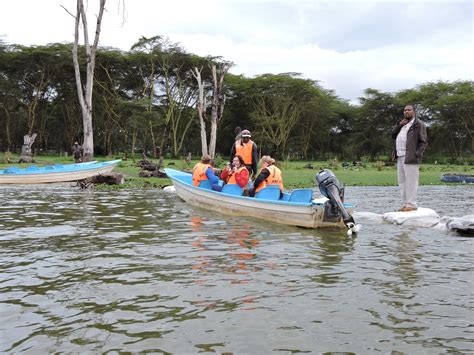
[391, 117, 428, 164]
[72, 144, 82, 158]
[248, 168, 270, 197]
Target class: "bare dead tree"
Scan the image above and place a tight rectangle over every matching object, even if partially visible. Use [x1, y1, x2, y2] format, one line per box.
[208, 61, 231, 157]
[192, 66, 208, 156]
[69, 0, 106, 161]
[192, 61, 232, 158]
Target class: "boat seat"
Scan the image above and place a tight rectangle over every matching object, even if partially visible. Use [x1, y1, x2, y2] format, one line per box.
[280, 192, 291, 201]
[255, 186, 281, 200]
[288, 189, 313, 203]
[221, 184, 243, 196]
[198, 180, 212, 190]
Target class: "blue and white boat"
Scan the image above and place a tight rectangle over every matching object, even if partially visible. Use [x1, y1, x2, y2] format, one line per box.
[164, 168, 357, 229]
[0, 160, 121, 184]
[441, 173, 474, 183]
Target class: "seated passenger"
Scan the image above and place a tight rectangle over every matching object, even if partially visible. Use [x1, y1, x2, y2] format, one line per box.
[248, 155, 284, 198]
[192, 154, 219, 188]
[218, 155, 249, 191]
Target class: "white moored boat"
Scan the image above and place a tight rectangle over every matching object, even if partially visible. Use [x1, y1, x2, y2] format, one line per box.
[0, 160, 121, 184]
[165, 168, 357, 229]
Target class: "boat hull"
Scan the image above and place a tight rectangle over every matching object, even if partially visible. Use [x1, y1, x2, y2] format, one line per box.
[166, 168, 352, 229]
[0, 160, 120, 184]
[441, 174, 474, 183]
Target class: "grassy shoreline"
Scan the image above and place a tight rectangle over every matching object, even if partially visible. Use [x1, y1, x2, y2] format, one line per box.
[1, 153, 473, 189]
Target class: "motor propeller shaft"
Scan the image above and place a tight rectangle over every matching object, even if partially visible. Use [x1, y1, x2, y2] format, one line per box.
[316, 169, 359, 232]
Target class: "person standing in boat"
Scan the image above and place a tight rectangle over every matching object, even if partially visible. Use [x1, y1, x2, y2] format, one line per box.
[72, 142, 83, 163]
[229, 129, 258, 179]
[248, 155, 284, 198]
[192, 154, 219, 188]
[391, 104, 428, 212]
[218, 155, 250, 191]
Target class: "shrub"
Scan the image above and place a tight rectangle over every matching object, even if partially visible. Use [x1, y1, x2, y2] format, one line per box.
[213, 154, 224, 168]
[373, 161, 385, 171]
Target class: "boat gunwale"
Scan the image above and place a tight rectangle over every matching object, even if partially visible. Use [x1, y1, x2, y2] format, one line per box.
[0, 160, 121, 176]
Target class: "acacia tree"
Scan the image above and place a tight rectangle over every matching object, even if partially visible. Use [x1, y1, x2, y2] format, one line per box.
[7, 46, 56, 161]
[208, 61, 231, 157]
[440, 82, 474, 154]
[398, 81, 474, 157]
[0, 43, 19, 152]
[192, 66, 208, 156]
[352, 88, 400, 159]
[47, 44, 83, 152]
[155, 40, 202, 158]
[131, 36, 205, 158]
[124, 57, 159, 159]
[298, 91, 335, 159]
[248, 74, 315, 159]
[130, 36, 163, 158]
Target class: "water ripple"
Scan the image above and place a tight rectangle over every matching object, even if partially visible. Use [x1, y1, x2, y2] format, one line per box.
[0, 185, 472, 353]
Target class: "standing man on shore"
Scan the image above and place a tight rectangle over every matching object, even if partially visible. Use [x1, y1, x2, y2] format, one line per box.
[391, 105, 428, 212]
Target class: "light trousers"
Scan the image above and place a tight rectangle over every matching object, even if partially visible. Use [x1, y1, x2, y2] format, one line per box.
[397, 156, 419, 208]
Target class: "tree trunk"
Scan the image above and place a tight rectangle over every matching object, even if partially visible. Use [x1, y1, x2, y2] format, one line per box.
[192, 67, 208, 157]
[149, 119, 158, 158]
[107, 130, 113, 156]
[460, 114, 474, 152]
[20, 133, 37, 163]
[302, 120, 314, 160]
[208, 62, 230, 158]
[209, 64, 218, 157]
[26, 71, 46, 136]
[71, 0, 106, 162]
[131, 127, 138, 160]
[2, 106, 11, 151]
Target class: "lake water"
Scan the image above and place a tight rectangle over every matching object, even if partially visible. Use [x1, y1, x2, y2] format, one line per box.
[1, 185, 473, 353]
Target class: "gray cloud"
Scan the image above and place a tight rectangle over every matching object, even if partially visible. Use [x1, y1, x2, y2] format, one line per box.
[1, 0, 472, 102]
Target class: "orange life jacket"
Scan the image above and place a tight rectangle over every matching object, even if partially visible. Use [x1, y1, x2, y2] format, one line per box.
[192, 162, 212, 186]
[227, 166, 246, 185]
[255, 165, 283, 192]
[235, 139, 255, 165]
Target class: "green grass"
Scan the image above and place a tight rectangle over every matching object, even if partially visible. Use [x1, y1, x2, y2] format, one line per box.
[279, 161, 473, 188]
[1, 153, 472, 189]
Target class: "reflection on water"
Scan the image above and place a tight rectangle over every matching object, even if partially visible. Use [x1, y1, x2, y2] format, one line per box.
[0, 185, 473, 353]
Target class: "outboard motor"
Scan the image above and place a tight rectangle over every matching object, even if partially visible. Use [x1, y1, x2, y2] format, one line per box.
[316, 169, 358, 233]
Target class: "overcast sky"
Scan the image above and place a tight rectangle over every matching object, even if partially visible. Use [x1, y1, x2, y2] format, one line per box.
[1, 0, 472, 103]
